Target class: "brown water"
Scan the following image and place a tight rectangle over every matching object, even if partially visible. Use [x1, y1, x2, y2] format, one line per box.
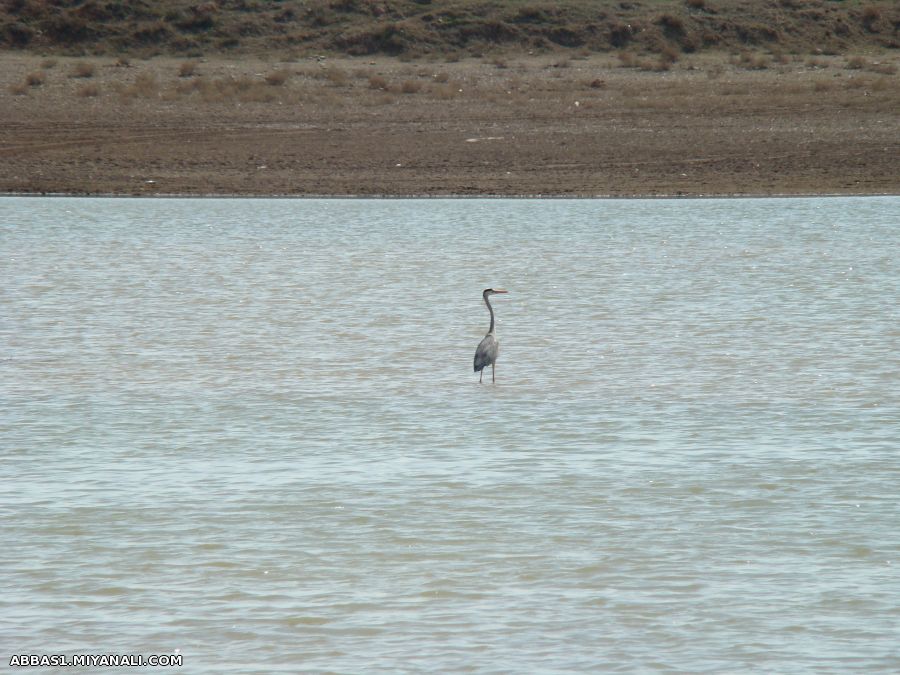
[2, 197, 899, 673]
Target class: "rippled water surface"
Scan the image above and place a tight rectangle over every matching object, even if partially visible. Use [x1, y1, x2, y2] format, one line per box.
[2, 197, 899, 673]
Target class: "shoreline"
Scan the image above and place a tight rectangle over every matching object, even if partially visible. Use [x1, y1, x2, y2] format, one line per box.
[3, 191, 899, 200]
[3, 52, 899, 198]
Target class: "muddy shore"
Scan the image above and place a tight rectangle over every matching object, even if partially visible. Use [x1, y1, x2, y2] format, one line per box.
[2, 52, 898, 197]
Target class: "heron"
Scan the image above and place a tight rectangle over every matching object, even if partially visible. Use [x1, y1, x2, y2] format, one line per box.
[473, 288, 508, 384]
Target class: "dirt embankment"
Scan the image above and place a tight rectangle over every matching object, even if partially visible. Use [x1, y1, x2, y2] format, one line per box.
[2, 49, 898, 197]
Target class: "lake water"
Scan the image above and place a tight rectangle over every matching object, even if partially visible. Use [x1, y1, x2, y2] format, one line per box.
[2, 196, 898, 673]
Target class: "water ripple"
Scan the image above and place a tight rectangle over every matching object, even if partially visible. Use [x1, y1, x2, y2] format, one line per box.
[2, 197, 899, 673]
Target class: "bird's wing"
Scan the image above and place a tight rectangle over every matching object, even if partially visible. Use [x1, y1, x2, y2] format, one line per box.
[474, 334, 498, 371]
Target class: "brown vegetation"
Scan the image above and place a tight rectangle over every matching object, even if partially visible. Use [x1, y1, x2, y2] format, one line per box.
[264, 69, 291, 86]
[76, 82, 99, 97]
[1, 0, 898, 59]
[1, 52, 897, 196]
[69, 61, 95, 78]
[24, 69, 44, 86]
[178, 61, 198, 77]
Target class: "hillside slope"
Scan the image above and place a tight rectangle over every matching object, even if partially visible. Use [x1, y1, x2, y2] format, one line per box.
[2, 0, 899, 57]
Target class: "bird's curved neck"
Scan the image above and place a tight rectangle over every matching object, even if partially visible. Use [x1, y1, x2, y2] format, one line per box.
[484, 294, 495, 334]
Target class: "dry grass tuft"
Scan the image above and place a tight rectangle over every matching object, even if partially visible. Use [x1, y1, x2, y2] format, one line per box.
[239, 84, 277, 102]
[400, 80, 422, 94]
[433, 84, 458, 100]
[869, 76, 893, 92]
[77, 83, 101, 97]
[368, 74, 388, 90]
[171, 75, 284, 103]
[70, 62, 96, 78]
[660, 44, 681, 64]
[265, 69, 292, 86]
[861, 5, 882, 31]
[41, 58, 58, 69]
[736, 52, 769, 70]
[843, 56, 895, 73]
[9, 82, 29, 95]
[25, 71, 45, 86]
[867, 61, 897, 75]
[618, 52, 638, 68]
[120, 72, 160, 99]
[374, 93, 395, 105]
[433, 72, 450, 83]
[706, 63, 725, 79]
[322, 66, 349, 86]
[179, 61, 198, 77]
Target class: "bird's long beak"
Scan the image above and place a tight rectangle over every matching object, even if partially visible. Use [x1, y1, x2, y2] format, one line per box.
[494, 289, 508, 293]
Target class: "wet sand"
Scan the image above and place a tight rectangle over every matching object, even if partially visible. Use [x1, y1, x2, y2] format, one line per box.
[2, 52, 898, 197]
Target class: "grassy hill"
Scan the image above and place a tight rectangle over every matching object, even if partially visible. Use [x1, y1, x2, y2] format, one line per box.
[2, 0, 898, 58]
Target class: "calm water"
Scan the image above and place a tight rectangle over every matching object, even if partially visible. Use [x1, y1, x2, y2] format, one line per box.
[2, 197, 898, 673]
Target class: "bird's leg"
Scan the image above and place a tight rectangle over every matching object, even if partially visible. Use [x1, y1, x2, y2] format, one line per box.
[492, 363, 495, 383]
[479, 369, 483, 384]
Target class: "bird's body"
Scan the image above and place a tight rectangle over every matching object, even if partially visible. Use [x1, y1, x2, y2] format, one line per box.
[473, 288, 507, 383]
[473, 333, 499, 374]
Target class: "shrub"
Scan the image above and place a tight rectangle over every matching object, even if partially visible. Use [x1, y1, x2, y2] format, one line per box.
[847, 55, 866, 70]
[639, 58, 672, 72]
[870, 76, 891, 92]
[239, 84, 276, 102]
[44, 14, 95, 45]
[739, 51, 769, 70]
[41, 59, 58, 69]
[868, 62, 897, 75]
[70, 62, 96, 78]
[179, 61, 198, 77]
[77, 83, 100, 97]
[368, 74, 388, 89]
[323, 66, 349, 85]
[617, 51, 638, 68]
[771, 50, 790, 65]
[433, 84, 457, 100]
[660, 44, 681, 63]
[657, 13, 685, 35]
[265, 69, 291, 86]
[705, 63, 724, 79]
[9, 82, 29, 95]
[123, 72, 159, 99]
[400, 80, 421, 94]
[7, 21, 33, 46]
[25, 71, 45, 86]
[609, 22, 635, 48]
[861, 5, 882, 31]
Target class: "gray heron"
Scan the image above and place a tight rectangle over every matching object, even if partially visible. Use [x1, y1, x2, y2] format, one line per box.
[473, 288, 508, 383]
